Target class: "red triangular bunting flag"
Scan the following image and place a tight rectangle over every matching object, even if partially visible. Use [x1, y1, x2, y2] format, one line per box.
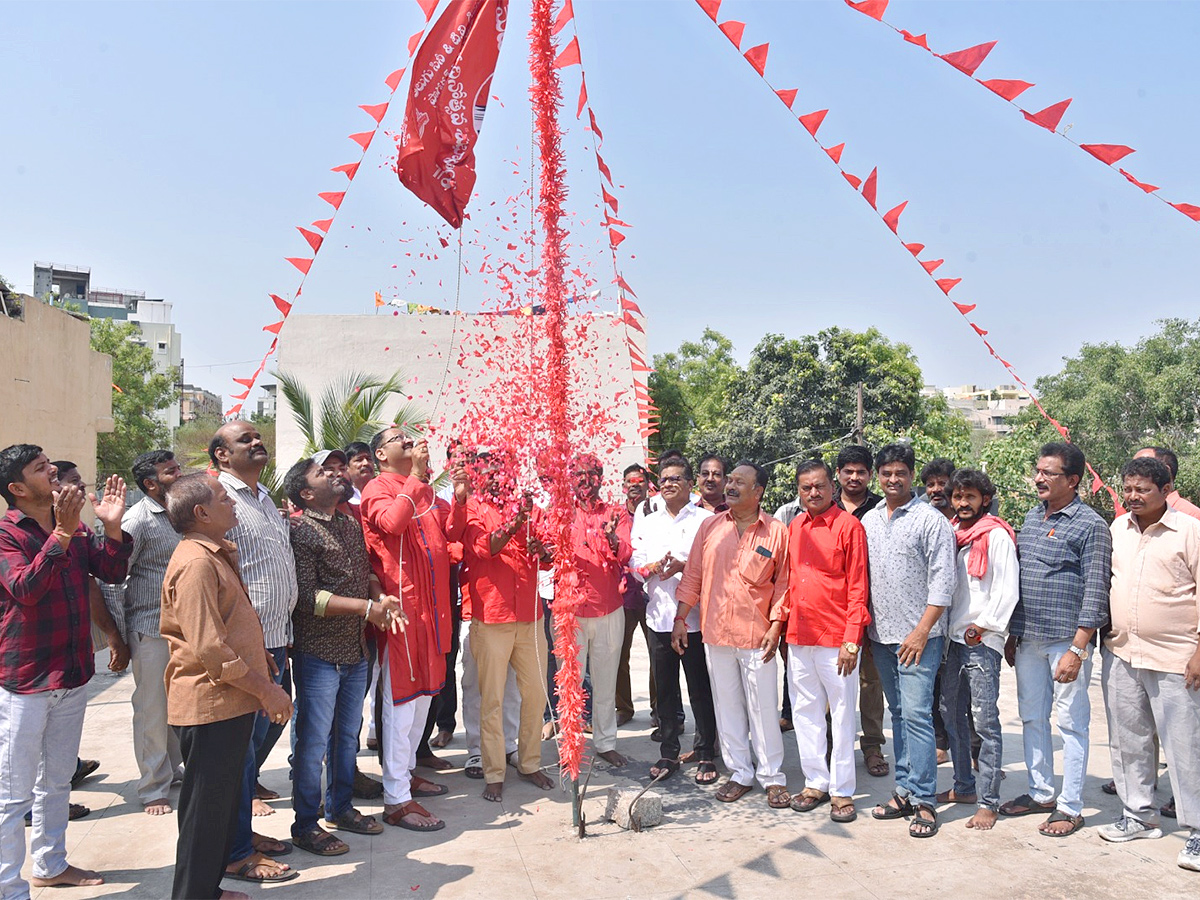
[938, 41, 997, 77]
[349, 130, 374, 150]
[296, 227, 324, 252]
[620, 298, 643, 315]
[602, 186, 619, 212]
[901, 30, 929, 49]
[263, 320, 285, 335]
[697, 0, 721, 22]
[617, 275, 638, 298]
[552, 0, 574, 33]
[230, 390, 250, 401]
[359, 102, 389, 123]
[971, 323, 989, 336]
[233, 376, 255, 388]
[953, 302, 977, 314]
[1171, 202, 1200, 221]
[744, 43, 769, 76]
[385, 68, 406, 91]
[882, 200, 906, 233]
[936, 277, 962, 294]
[979, 78, 1034, 101]
[845, 0, 888, 20]
[843, 172, 862, 189]
[286, 257, 313, 275]
[587, 108, 603, 142]
[269, 294, 293, 316]
[775, 88, 798, 109]
[416, 0, 436, 21]
[718, 20, 745, 49]
[1022, 98, 1072, 132]
[799, 109, 828, 137]
[596, 153, 613, 184]
[623, 312, 645, 333]
[407, 30, 423, 56]
[1080, 143, 1135, 165]
[577, 75, 588, 118]
[331, 162, 360, 180]
[312, 218, 334, 233]
[319, 191, 346, 209]
[921, 258, 944, 273]
[1119, 169, 1158, 193]
[1089, 472, 1103, 495]
[825, 142, 845, 163]
[225, 404, 243, 417]
[904, 242, 924, 255]
[553, 36, 581, 68]
[862, 167, 878, 209]
[631, 361, 652, 373]
[608, 228, 626, 248]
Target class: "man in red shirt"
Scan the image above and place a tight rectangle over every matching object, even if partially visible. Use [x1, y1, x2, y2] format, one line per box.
[449, 452, 554, 801]
[359, 428, 452, 832]
[566, 454, 632, 767]
[783, 459, 870, 823]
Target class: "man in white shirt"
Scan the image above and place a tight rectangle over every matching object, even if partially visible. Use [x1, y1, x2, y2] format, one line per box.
[939, 469, 1019, 831]
[631, 458, 717, 784]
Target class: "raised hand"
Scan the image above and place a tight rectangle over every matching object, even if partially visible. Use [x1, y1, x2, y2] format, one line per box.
[52, 484, 85, 538]
[91, 474, 128, 535]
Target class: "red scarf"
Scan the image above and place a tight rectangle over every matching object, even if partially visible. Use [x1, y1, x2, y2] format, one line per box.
[953, 514, 1015, 579]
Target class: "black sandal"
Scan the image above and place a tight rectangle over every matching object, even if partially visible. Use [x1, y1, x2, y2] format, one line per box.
[872, 793, 913, 820]
[694, 761, 718, 785]
[650, 758, 680, 781]
[909, 804, 939, 838]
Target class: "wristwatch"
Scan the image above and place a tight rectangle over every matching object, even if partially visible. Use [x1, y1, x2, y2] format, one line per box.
[842, 642, 859, 654]
[1067, 644, 1089, 661]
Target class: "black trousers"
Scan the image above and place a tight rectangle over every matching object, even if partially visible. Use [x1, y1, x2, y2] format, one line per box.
[173, 713, 254, 900]
[649, 630, 717, 761]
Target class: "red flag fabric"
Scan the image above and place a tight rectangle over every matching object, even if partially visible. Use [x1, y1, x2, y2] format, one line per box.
[385, 68, 406, 91]
[620, 298, 644, 315]
[396, 0, 509, 229]
[775, 88, 798, 109]
[577, 73, 587, 118]
[552, 0, 574, 34]
[862, 167, 878, 209]
[938, 41, 997, 76]
[233, 377, 256, 388]
[697, 0, 721, 22]
[1080, 143, 1135, 165]
[799, 109, 828, 137]
[286, 257, 313, 275]
[882, 200, 906, 233]
[596, 153, 613, 184]
[921, 258, 944, 273]
[1171, 202, 1200, 221]
[360, 102, 389, 123]
[318, 191, 346, 209]
[554, 35, 580, 68]
[744, 43, 769, 76]
[1119, 169, 1159, 193]
[297, 227, 324, 252]
[608, 228, 626, 247]
[602, 186, 619, 212]
[263, 320, 285, 335]
[416, 0, 437, 20]
[349, 130, 375, 150]
[270, 294, 293, 316]
[843, 172, 862, 189]
[971, 323, 988, 336]
[901, 30, 929, 49]
[617, 275, 638, 298]
[953, 302, 976, 314]
[407, 30, 424, 55]
[845, 0, 888, 20]
[312, 217, 334, 233]
[825, 142, 845, 163]
[331, 162, 360, 180]
[904, 242, 925, 255]
[936, 277, 962, 294]
[979, 78, 1034, 101]
[623, 312, 645, 333]
[586, 109, 603, 142]
[718, 20, 745, 49]
[230, 390, 250, 401]
[1023, 98, 1072, 132]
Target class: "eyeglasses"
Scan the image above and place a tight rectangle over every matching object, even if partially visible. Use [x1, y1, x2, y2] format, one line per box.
[384, 434, 414, 450]
[660, 475, 687, 485]
[1033, 468, 1066, 479]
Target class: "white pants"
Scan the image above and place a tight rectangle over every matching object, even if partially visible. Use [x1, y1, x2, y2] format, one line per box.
[379, 648, 433, 806]
[0, 685, 87, 900]
[705, 644, 785, 788]
[461, 623, 520, 758]
[576, 609, 623, 753]
[787, 645, 859, 798]
[365, 655, 380, 742]
[129, 632, 183, 805]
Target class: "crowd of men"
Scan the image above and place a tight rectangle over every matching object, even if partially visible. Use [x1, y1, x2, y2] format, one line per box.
[1, 426, 1198, 899]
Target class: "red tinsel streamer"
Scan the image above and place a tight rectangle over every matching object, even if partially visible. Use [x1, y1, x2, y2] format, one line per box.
[530, 0, 586, 782]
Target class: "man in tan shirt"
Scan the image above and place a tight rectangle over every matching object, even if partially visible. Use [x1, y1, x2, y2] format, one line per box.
[160, 474, 296, 899]
[1098, 457, 1200, 874]
[675, 461, 791, 808]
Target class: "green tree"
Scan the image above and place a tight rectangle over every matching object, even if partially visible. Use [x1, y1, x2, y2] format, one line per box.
[649, 328, 742, 457]
[172, 414, 225, 470]
[865, 394, 974, 473]
[91, 318, 178, 479]
[275, 369, 423, 457]
[979, 421, 1044, 528]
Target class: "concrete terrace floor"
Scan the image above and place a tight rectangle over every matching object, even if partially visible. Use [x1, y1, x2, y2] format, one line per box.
[30, 643, 1198, 900]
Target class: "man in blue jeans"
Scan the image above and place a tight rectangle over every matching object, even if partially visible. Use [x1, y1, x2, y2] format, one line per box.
[284, 457, 404, 854]
[1000, 442, 1111, 837]
[938, 469, 1020, 831]
[861, 443, 957, 838]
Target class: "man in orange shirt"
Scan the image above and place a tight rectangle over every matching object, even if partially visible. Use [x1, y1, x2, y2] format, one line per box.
[359, 428, 452, 832]
[449, 452, 554, 801]
[674, 461, 791, 808]
[783, 459, 870, 823]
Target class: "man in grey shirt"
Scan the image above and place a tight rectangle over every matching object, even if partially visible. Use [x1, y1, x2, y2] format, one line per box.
[120, 450, 182, 814]
[861, 443, 957, 839]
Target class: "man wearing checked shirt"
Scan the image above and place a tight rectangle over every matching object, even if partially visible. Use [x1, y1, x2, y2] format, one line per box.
[999, 442, 1111, 837]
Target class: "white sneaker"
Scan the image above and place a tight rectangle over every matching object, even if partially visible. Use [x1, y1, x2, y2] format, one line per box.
[1179, 833, 1200, 872]
[1098, 816, 1163, 843]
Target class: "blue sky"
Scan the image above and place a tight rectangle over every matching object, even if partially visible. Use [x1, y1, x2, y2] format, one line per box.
[4, 1, 1199, 409]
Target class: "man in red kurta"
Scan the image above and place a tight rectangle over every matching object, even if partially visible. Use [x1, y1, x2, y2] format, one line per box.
[359, 428, 451, 832]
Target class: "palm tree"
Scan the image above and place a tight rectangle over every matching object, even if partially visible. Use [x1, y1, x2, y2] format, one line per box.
[275, 368, 426, 456]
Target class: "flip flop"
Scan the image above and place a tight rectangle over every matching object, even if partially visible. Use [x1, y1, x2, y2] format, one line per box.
[790, 789, 830, 812]
[383, 801, 445, 832]
[224, 853, 299, 883]
[26, 803, 90, 826]
[863, 749, 889, 778]
[766, 786, 792, 809]
[71, 759, 100, 789]
[831, 799, 857, 823]
[715, 780, 753, 803]
[999, 793, 1056, 817]
[411, 775, 448, 797]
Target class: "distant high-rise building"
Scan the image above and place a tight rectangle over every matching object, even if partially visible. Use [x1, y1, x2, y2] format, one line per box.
[181, 384, 222, 422]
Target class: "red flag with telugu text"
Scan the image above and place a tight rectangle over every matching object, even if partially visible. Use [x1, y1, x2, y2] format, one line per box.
[396, 0, 509, 228]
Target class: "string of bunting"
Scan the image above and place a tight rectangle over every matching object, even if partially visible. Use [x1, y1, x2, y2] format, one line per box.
[552, 0, 658, 455]
[225, 0, 440, 416]
[842, 0, 1200, 224]
[694, 0, 1124, 511]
